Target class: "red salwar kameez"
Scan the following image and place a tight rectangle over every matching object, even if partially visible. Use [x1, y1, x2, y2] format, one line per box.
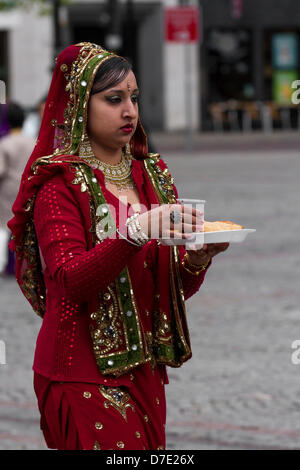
[7, 43, 210, 450]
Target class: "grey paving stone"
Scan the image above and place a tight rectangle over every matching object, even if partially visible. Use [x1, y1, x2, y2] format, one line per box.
[0, 146, 298, 450]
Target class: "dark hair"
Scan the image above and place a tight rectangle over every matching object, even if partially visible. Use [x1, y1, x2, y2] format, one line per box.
[6, 102, 25, 128]
[89, 55, 149, 159]
[91, 56, 132, 95]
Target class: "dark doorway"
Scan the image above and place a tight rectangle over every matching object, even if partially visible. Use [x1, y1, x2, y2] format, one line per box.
[0, 31, 8, 98]
[206, 28, 254, 102]
[70, 2, 139, 80]
[72, 26, 107, 47]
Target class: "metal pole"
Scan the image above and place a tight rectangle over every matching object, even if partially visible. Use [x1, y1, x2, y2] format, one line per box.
[108, 0, 118, 35]
[105, 0, 122, 52]
[124, 0, 135, 62]
[53, 0, 62, 61]
[184, 38, 194, 151]
[179, 0, 194, 151]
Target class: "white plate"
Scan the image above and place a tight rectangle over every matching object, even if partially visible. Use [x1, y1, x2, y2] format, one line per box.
[160, 229, 256, 246]
[200, 229, 256, 244]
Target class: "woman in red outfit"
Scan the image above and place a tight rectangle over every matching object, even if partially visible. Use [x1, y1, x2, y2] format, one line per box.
[7, 43, 229, 450]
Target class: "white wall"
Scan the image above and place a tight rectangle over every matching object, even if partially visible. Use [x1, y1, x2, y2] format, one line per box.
[0, 8, 52, 109]
[163, 0, 200, 131]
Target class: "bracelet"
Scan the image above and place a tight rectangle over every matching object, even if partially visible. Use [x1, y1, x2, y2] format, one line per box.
[125, 212, 149, 247]
[116, 228, 141, 247]
[181, 253, 210, 276]
[184, 252, 211, 269]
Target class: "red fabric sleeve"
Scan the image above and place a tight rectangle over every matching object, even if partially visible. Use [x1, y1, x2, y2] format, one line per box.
[178, 245, 211, 300]
[33, 174, 141, 304]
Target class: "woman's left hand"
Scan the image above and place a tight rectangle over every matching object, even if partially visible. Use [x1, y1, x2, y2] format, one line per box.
[186, 242, 230, 267]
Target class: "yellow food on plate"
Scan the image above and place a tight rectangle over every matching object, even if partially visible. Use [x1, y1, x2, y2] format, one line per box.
[204, 220, 244, 232]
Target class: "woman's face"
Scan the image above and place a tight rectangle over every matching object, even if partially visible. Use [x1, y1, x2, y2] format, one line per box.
[87, 70, 139, 152]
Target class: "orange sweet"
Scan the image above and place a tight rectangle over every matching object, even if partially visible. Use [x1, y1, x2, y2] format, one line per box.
[203, 220, 244, 232]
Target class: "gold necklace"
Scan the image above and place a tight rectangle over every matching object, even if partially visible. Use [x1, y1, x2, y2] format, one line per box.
[78, 137, 136, 192]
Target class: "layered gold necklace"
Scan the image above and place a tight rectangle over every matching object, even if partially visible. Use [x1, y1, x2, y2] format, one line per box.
[78, 137, 135, 192]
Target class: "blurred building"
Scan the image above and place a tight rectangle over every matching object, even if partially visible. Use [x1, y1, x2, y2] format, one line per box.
[201, 0, 300, 131]
[0, 0, 300, 132]
[0, 0, 199, 133]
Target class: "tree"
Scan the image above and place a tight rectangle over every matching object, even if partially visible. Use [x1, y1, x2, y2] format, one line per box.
[0, 0, 70, 14]
[0, 0, 45, 10]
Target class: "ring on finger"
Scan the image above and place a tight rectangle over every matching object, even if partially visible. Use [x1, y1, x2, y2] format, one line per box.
[170, 210, 182, 224]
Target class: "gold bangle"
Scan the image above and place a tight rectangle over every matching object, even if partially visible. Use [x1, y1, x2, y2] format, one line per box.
[184, 253, 210, 269]
[181, 253, 210, 276]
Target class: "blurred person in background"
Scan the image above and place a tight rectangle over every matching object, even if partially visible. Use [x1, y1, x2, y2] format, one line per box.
[0, 104, 10, 139]
[22, 94, 47, 139]
[0, 102, 35, 275]
[0, 104, 10, 275]
[7, 43, 228, 450]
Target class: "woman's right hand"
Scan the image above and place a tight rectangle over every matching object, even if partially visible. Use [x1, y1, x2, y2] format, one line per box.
[138, 204, 204, 241]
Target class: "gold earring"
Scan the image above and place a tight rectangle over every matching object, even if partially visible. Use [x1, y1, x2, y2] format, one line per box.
[125, 142, 131, 156]
[78, 134, 93, 158]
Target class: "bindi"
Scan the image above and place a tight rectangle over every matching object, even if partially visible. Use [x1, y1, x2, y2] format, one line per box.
[127, 82, 131, 92]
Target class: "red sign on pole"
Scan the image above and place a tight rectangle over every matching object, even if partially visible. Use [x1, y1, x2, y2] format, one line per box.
[232, 0, 243, 18]
[165, 7, 200, 43]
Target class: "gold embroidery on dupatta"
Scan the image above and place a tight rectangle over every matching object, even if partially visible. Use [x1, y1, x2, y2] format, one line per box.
[168, 246, 192, 363]
[24, 197, 35, 213]
[33, 43, 115, 166]
[143, 156, 192, 366]
[69, 163, 98, 242]
[143, 155, 177, 204]
[90, 286, 126, 356]
[70, 164, 88, 192]
[18, 216, 46, 318]
[153, 310, 171, 343]
[60, 43, 103, 152]
[62, 43, 114, 155]
[145, 331, 156, 373]
[22, 268, 37, 301]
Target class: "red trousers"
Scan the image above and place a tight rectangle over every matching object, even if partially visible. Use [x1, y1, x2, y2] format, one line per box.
[34, 363, 167, 450]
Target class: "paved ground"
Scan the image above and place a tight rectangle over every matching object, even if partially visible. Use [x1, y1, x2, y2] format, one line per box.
[0, 133, 299, 450]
